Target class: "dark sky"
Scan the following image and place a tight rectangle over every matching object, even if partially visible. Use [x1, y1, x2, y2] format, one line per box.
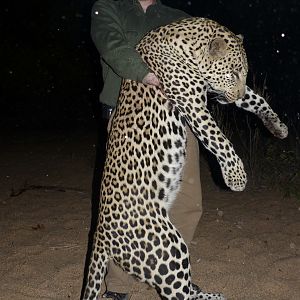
[1, 0, 299, 130]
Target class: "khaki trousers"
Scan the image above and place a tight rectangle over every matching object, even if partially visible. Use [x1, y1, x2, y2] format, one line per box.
[103, 125, 202, 295]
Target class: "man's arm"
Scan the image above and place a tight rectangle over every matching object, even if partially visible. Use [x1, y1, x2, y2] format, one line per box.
[91, 0, 150, 82]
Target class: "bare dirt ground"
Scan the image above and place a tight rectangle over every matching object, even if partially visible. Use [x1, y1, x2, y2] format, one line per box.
[0, 130, 299, 300]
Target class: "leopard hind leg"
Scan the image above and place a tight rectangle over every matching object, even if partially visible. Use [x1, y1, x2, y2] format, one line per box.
[82, 241, 109, 300]
[190, 283, 226, 300]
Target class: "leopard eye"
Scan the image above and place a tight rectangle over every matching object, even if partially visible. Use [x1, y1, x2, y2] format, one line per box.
[232, 70, 239, 81]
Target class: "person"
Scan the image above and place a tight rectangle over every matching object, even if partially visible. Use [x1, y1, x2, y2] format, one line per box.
[90, 1, 202, 299]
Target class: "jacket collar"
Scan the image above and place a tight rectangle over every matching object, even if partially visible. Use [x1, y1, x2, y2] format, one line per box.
[131, 0, 162, 10]
[131, 0, 161, 4]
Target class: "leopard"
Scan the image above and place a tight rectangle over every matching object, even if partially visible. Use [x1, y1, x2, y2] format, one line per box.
[82, 17, 288, 300]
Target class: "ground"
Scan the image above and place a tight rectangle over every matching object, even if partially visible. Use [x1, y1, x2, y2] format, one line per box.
[0, 130, 299, 300]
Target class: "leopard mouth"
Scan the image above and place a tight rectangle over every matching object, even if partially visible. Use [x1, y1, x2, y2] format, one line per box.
[207, 87, 230, 104]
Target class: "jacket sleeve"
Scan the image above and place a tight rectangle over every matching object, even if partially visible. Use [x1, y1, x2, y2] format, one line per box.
[173, 8, 191, 19]
[91, 0, 150, 82]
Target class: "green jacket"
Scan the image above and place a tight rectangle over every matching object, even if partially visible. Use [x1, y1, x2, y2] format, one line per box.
[91, 0, 189, 107]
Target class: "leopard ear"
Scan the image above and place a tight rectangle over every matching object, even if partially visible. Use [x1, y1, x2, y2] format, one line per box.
[209, 38, 228, 58]
[236, 34, 244, 41]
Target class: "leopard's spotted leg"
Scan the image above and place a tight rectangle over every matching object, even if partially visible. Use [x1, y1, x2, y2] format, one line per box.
[235, 86, 288, 139]
[82, 238, 109, 300]
[190, 283, 226, 300]
[154, 59, 247, 191]
[102, 291, 128, 300]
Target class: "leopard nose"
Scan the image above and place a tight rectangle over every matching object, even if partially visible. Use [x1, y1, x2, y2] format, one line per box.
[238, 86, 246, 99]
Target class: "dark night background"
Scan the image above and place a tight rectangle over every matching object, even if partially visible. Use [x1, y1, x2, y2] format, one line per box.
[0, 0, 299, 130]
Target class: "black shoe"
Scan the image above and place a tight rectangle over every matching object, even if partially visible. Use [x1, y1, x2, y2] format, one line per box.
[103, 291, 129, 300]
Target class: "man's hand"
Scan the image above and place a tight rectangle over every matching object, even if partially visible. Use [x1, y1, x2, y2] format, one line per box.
[142, 72, 160, 86]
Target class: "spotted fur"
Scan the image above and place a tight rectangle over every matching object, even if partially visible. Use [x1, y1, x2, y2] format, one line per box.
[235, 86, 288, 138]
[82, 18, 287, 300]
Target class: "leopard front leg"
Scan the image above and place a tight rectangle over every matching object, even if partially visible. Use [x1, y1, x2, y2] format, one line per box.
[184, 105, 247, 191]
[155, 61, 247, 191]
[161, 81, 247, 191]
[235, 86, 288, 139]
